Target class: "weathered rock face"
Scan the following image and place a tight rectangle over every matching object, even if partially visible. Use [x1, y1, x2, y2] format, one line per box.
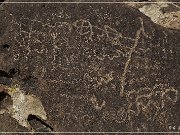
[0, 1, 180, 133]
[128, 2, 180, 29]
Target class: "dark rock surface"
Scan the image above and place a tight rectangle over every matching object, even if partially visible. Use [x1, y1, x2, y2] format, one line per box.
[0, 0, 180, 133]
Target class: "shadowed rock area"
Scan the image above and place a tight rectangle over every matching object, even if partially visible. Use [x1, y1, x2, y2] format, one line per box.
[0, 1, 180, 133]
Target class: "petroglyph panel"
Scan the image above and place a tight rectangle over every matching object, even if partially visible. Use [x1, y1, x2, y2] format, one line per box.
[0, 1, 180, 133]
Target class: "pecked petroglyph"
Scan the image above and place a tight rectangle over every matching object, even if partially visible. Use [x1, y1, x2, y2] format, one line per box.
[73, 19, 94, 41]
[11, 15, 143, 94]
[11, 14, 177, 106]
[1, 4, 179, 132]
[120, 17, 148, 97]
[126, 83, 179, 121]
[90, 94, 106, 110]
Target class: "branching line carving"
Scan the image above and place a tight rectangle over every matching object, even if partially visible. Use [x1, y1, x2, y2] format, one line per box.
[120, 17, 147, 97]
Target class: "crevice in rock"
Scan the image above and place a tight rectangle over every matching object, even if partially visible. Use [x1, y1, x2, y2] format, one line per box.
[8, 68, 19, 76]
[0, 68, 19, 78]
[0, 0, 5, 5]
[0, 70, 12, 78]
[28, 114, 53, 132]
[0, 91, 12, 111]
[0, 91, 6, 102]
[2, 44, 10, 49]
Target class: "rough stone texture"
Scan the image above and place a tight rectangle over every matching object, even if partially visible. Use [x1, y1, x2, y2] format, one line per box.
[128, 2, 180, 29]
[0, 0, 180, 133]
